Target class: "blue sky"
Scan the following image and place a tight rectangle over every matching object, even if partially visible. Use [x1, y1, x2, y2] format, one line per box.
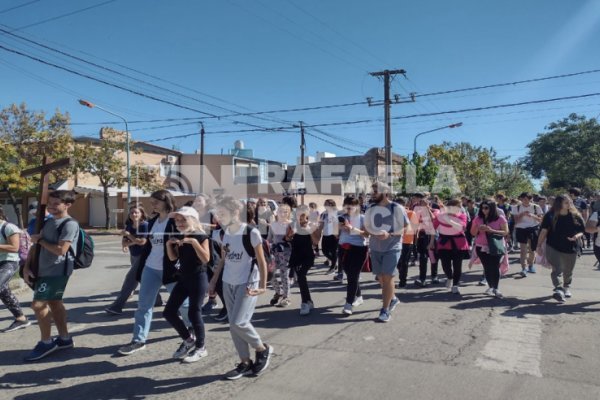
[1, 0, 600, 166]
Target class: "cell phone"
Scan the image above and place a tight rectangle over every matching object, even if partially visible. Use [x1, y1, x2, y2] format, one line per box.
[338, 216, 346, 223]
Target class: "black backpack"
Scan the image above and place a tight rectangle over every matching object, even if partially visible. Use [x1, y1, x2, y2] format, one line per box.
[206, 235, 222, 271]
[57, 218, 94, 270]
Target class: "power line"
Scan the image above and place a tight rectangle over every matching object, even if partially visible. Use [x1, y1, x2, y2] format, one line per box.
[11, 0, 116, 31]
[0, 0, 40, 15]
[415, 68, 600, 98]
[0, 26, 294, 128]
[144, 126, 294, 143]
[0, 43, 286, 132]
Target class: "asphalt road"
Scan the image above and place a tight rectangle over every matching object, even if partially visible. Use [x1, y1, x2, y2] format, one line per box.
[1, 235, 599, 400]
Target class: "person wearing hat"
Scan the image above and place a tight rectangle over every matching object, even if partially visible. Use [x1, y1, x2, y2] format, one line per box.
[164, 206, 211, 363]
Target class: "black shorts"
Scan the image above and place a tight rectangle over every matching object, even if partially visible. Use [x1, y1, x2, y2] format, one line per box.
[515, 226, 539, 247]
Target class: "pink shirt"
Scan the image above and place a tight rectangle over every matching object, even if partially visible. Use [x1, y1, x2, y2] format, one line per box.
[471, 215, 508, 247]
[434, 212, 469, 251]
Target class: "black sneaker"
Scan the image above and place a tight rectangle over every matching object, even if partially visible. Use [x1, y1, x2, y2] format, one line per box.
[213, 309, 228, 322]
[224, 361, 254, 380]
[253, 344, 273, 375]
[269, 294, 281, 306]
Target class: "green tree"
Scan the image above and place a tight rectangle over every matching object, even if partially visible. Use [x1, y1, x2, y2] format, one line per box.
[522, 114, 600, 191]
[0, 103, 73, 227]
[75, 128, 126, 229]
[491, 159, 534, 198]
[426, 141, 495, 198]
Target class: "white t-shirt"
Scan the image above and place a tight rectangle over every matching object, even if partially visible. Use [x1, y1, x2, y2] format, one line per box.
[511, 204, 542, 229]
[220, 223, 263, 286]
[145, 217, 169, 270]
[320, 210, 339, 236]
[589, 212, 600, 247]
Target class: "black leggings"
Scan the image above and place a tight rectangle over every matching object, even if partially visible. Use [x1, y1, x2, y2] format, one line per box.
[439, 251, 463, 286]
[163, 271, 208, 348]
[339, 245, 368, 304]
[397, 243, 412, 284]
[417, 234, 438, 281]
[594, 245, 600, 265]
[289, 250, 314, 303]
[322, 235, 338, 269]
[476, 247, 501, 289]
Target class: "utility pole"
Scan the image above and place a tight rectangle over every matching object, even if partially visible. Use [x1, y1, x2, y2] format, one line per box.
[299, 121, 306, 205]
[368, 69, 414, 186]
[199, 122, 205, 194]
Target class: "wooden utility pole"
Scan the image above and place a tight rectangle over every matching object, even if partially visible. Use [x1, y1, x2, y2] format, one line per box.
[369, 69, 413, 186]
[299, 121, 306, 205]
[200, 123, 205, 194]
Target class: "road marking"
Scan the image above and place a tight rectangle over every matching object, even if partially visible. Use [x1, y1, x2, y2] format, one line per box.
[475, 312, 543, 377]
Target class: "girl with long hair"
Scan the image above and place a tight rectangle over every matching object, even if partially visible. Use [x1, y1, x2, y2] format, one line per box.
[470, 200, 509, 298]
[537, 195, 585, 303]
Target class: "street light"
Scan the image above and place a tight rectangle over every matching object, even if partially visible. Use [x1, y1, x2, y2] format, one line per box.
[78, 99, 131, 206]
[413, 122, 463, 158]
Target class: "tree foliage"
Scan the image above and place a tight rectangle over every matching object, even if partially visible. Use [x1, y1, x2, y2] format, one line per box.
[522, 113, 600, 191]
[0, 103, 73, 226]
[75, 128, 126, 229]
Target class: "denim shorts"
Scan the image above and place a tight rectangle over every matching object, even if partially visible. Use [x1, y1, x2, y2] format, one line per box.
[370, 250, 400, 277]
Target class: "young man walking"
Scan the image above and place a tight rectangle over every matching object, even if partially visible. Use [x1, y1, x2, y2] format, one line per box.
[365, 182, 407, 322]
[23, 190, 79, 361]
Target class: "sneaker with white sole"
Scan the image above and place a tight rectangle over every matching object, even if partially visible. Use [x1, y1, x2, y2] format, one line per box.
[377, 308, 391, 322]
[299, 302, 312, 316]
[520, 269, 528, 278]
[446, 279, 453, 289]
[389, 297, 400, 312]
[2, 319, 31, 333]
[342, 303, 353, 315]
[182, 347, 207, 363]
[253, 344, 273, 375]
[352, 296, 364, 307]
[451, 286, 460, 294]
[225, 361, 254, 380]
[564, 288, 572, 298]
[493, 289, 504, 299]
[484, 287, 495, 296]
[173, 338, 196, 359]
[552, 288, 566, 303]
[118, 341, 146, 356]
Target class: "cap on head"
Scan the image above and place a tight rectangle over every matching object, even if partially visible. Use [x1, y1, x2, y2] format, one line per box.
[169, 206, 200, 220]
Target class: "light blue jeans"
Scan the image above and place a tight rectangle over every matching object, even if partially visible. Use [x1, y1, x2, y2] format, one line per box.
[133, 266, 190, 343]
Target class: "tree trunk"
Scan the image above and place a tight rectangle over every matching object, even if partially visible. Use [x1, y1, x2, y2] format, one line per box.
[6, 189, 24, 229]
[103, 185, 111, 230]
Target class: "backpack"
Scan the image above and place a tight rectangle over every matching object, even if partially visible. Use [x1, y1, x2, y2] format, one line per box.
[219, 225, 274, 272]
[206, 235, 222, 271]
[57, 218, 94, 270]
[0, 223, 32, 267]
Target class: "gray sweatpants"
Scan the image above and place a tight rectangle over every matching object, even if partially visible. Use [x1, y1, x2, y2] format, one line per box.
[546, 244, 577, 289]
[223, 282, 263, 360]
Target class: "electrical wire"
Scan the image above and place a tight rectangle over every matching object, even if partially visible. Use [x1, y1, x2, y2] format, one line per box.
[0, 0, 40, 15]
[11, 0, 117, 31]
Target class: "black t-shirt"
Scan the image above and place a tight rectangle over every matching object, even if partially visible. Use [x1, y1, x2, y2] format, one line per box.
[176, 233, 209, 275]
[541, 212, 585, 254]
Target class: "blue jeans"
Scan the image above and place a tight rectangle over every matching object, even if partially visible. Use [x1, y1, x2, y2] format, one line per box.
[109, 254, 161, 312]
[133, 266, 190, 343]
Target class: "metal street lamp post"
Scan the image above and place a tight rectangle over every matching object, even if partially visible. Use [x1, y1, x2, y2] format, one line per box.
[78, 99, 131, 205]
[413, 122, 463, 159]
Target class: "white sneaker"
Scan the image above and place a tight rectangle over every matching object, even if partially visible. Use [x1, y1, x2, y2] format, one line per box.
[352, 296, 364, 307]
[342, 303, 353, 315]
[493, 289, 504, 299]
[484, 287, 495, 296]
[173, 338, 195, 359]
[446, 279, 453, 289]
[299, 302, 311, 316]
[451, 286, 460, 294]
[564, 288, 572, 298]
[182, 347, 208, 363]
